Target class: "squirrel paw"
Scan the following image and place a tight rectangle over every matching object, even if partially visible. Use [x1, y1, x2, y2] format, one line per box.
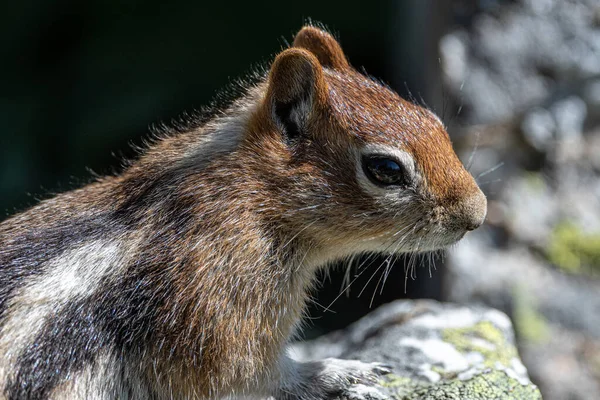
[318, 358, 391, 399]
[280, 358, 392, 400]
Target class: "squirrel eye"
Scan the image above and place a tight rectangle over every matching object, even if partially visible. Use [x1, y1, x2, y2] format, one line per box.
[362, 156, 408, 187]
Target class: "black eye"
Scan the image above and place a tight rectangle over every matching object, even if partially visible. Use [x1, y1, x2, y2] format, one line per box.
[362, 156, 408, 187]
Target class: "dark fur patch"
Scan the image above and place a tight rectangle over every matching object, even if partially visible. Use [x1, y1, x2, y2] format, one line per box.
[4, 170, 201, 398]
[5, 247, 178, 400]
[0, 215, 116, 321]
[275, 100, 301, 140]
[112, 167, 202, 239]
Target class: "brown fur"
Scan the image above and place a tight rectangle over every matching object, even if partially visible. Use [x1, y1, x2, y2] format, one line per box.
[0, 25, 485, 400]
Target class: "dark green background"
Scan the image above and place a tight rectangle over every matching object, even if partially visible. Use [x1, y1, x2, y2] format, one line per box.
[0, 0, 482, 335]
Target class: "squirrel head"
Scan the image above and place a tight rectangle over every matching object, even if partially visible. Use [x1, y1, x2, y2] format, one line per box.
[244, 25, 486, 260]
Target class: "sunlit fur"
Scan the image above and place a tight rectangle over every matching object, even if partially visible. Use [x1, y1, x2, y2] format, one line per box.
[0, 25, 485, 399]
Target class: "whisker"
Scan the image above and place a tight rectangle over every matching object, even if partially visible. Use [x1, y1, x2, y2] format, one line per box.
[370, 264, 387, 308]
[370, 242, 401, 301]
[358, 260, 385, 298]
[293, 242, 314, 273]
[378, 226, 412, 295]
[282, 220, 318, 249]
[466, 129, 481, 172]
[427, 250, 433, 279]
[476, 161, 504, 180]
[324, 218, 423, 312]
[477, 178, 502, 186]
[340, 254, 356, 296]
[380, 256, 394, 295]
[324, 248, 391, 312]
[341, 252, 377, 296]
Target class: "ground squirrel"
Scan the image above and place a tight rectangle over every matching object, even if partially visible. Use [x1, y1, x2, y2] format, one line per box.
[0, 25, 486, 399]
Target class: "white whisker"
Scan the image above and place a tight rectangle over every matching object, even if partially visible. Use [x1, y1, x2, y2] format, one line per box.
[477, 178, 502, 186]
[476, 161, 504, 180]
[466, 129, 480, 172]
[282, 220, 318, 249]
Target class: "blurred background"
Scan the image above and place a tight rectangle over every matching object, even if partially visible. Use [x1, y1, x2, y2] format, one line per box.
[2, 0, 600, 398]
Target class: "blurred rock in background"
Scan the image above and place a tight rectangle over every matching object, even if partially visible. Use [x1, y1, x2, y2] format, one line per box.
[441, 0, 600, 399]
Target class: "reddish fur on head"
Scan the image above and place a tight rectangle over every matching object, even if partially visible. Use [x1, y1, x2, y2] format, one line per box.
[246, 25, 486, 257]
[293, 25, 350, 70]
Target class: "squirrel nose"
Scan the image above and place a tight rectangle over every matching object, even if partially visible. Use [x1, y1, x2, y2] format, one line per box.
[461, 189, 487, 231]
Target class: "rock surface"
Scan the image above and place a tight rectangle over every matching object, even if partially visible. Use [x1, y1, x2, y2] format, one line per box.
[291, 300, 541, 400]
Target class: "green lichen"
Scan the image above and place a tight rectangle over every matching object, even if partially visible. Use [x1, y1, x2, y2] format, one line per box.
[430, 366, 457, 380]
[513, 286, 550, 344]
[441, 321, 517, 369]
[547, 221, 600, 275]
[377, 321, 543, 399]
[379, 374, 423, 398]
[397, 370, 542, 400]
[523, 172, 547, 193]
[380, 367, 542, 399]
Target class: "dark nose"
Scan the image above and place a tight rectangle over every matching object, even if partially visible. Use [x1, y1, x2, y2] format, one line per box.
[465, 219, 483, 231]
[462, 189, 487, 231]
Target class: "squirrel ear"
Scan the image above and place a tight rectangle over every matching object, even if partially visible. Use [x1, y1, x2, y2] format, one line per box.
[265, 48, 327, 140]
[293, 26, 349, 70]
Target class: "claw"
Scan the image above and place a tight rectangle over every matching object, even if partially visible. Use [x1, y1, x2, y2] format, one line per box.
[371, 363, 393, 375]
[284, 358, 393, 400]
[344, 384, 388, 400]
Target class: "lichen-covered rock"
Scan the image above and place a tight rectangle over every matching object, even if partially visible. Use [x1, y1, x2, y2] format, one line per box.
[440, 1, 600, 398]
[447, 236, 600, 400]
[291, 300, 541, 400]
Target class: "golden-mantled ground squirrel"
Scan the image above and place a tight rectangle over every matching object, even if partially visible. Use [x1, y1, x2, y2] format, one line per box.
[0, 25, 486, 399]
